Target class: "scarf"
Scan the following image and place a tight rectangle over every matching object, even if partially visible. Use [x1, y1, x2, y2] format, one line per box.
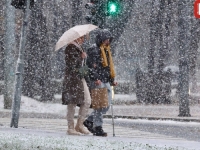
[100, 44, 116, 78]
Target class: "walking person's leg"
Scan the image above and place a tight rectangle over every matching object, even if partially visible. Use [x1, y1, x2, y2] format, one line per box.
[67, 104, 81, 135]
[75, 79, 91, 134]
[83, 111, 95, 133]
[93, 82, 112, 136]
[84, 82, 112, 136]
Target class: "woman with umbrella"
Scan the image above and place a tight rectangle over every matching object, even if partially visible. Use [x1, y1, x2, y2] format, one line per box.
[55, 24, 98, 135]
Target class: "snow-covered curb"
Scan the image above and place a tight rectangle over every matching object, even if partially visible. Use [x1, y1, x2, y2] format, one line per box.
[0, 130, 189, 150]
[0, 95, 66, 115]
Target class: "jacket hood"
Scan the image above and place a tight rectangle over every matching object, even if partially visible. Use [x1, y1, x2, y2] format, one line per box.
[95, 29, 113, 47]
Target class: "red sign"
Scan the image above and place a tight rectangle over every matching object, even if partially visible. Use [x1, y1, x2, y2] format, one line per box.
[194, 0, 200, 18]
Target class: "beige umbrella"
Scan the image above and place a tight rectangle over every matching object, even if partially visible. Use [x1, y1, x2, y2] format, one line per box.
[55, 24, 98, 51]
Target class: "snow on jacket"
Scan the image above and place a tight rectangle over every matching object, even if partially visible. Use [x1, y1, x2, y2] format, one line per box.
[62, 43, 84, 105]
[86, 29, 115, 88]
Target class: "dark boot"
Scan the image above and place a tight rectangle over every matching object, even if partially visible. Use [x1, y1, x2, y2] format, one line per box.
[83, 120, 94, 133]
[93, 126, 107, 137]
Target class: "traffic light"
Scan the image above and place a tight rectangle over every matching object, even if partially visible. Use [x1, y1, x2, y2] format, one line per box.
[11, 0, 35, 9]
[85, 0, 101, 25]
[106, 0, 121, 16]
[85, 0, 122, 27]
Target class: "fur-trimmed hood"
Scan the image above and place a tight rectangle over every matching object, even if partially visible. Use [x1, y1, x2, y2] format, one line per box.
[95, 29, 113, 47]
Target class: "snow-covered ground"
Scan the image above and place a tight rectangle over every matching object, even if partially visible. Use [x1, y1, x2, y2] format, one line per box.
[0, 95, 66, 114]
[115, 118, 200, 128]
[0, 126, 199, 150]
[54, 93, 137, 102]
[1, 95, 200, 149]
[0, 94, 137, 115]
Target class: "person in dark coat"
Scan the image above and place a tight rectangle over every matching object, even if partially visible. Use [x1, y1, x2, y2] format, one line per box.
[83, 29, 117, 137]
[62, 36, 91, 135]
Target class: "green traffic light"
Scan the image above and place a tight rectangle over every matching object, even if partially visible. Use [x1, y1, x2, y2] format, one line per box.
[107, 1, 120, 15]
[109, 3, 117, 13]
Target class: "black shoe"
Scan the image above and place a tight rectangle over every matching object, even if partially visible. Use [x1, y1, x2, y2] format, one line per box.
[83, 120, 94, 133]
[93, 126, 107, 137]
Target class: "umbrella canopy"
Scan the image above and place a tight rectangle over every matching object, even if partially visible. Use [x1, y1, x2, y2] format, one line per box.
[55, 24, 98, 51]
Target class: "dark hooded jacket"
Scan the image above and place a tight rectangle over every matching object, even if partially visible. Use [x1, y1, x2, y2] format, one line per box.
[86, 29, 114, 88]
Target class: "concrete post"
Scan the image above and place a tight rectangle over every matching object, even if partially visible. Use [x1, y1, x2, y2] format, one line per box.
[10, 0, 31, 128]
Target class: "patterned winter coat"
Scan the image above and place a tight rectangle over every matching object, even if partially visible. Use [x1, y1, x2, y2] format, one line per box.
[62, 43, 84, 105]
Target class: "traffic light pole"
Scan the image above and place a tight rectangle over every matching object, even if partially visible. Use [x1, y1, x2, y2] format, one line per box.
[10, 0, 31, 128]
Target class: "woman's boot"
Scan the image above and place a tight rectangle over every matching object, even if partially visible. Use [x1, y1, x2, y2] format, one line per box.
[74, 78, 91, 135]
[67, 120, 81, 135]
[67, 104, 81, 135]
[75, 118, 90, 135]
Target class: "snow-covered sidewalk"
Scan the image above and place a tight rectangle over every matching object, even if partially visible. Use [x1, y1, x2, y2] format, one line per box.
[1, 122, 200, 150]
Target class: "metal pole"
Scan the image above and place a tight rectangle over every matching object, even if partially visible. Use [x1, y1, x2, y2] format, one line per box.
[111, 86, 115, 137]
[10, 0, 31, 128]
[111, 102, 115, 137]
[4, 0, 16, 109]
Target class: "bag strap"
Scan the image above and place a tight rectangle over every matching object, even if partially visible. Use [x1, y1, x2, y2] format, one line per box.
[82, 58, 87, 66]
